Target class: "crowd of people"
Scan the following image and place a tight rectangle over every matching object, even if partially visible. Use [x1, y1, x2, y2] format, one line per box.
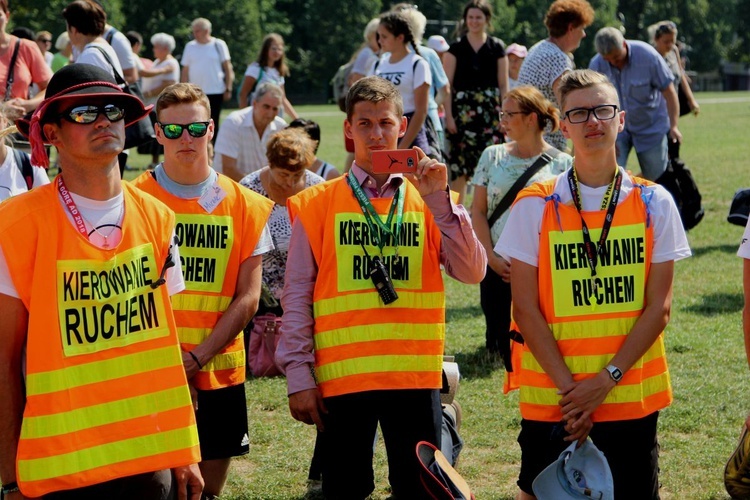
[0, 0, 739, 498]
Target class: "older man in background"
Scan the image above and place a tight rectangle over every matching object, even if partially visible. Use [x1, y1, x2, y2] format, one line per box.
[213, 82, 286, 181]
[589, 27, 681, 180]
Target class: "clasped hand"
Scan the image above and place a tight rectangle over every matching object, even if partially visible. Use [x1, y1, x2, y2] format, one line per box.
[557, 371, 615, 444]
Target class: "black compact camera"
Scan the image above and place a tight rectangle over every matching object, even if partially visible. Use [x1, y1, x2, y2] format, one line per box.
[369, 256, 398, 304]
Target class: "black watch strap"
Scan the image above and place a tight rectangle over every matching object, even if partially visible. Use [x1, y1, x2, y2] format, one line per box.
[1, 482, 19, 498]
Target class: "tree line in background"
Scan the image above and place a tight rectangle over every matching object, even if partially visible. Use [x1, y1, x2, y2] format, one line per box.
[12, 0, 750, 102]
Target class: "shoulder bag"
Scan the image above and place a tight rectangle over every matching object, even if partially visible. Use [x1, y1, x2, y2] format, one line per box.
[487, 147, 561, 229]
[91, 45, 155, 149]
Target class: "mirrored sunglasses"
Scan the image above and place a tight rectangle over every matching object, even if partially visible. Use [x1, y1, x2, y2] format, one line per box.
[158, 121, 210, 139]
[61, 104, 126, 124]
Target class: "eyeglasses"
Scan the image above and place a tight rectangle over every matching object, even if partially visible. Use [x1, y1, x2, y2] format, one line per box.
[61, 104, 125, 124]
[158, 121, 210, 139]
[563, 105, 618, 124]
[499, 110, 529, 120]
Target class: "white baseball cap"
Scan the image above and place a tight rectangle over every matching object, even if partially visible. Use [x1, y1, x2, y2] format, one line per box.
[427, 35, 450, 53]
[532, 440, 614, 500]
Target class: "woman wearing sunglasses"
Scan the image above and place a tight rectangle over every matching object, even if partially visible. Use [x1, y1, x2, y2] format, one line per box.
[471, 85, 571, 361]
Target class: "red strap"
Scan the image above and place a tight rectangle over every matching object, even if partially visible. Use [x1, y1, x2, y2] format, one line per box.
[57, 176, 89, 239]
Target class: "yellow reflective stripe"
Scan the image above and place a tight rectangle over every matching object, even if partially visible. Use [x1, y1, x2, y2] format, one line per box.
[202, 349, 245, 371]
[313, 291, 444, 317]
[522, 349, 666, 375]
[520, 372, 671, 406]
[171, 293, 231, 313]
[26, 346, 180, 396]
[551, 317, 637, 340]
[179, 327, 213, 345]
[315, 323, 444, 350]
[522, 353, 613, 374]
[20, 386, 189, 439]
[316, 354, 442, 383]
[642, 337, 666, 362]
[18, 426, 198, 482]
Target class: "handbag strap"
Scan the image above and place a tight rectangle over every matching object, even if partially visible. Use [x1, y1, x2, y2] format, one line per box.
[12, 148, 33, 190]
[90, 45, 127, 86]
[487, 147, 561, 229]
[4, 38, 22, 101]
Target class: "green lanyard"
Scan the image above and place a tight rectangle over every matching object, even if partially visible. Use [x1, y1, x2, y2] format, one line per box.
[347, 173, 405, 255]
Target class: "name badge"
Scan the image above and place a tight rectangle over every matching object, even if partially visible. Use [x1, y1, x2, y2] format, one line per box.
[198, 183, 227, 214]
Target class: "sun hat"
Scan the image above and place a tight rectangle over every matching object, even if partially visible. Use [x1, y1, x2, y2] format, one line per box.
[506, 43, 528, 58]
[416, 441, 474, 500]
[427, 35, 450, 53]
[532, 439, 614, 500]
[725, 423, 750, 498]
[16, 63, 151, 168]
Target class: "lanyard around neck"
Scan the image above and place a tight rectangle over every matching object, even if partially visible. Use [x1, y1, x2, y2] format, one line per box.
[347, 173, 404, 254]
[567, 166, 623, 307]
[57, 176, 90, 239]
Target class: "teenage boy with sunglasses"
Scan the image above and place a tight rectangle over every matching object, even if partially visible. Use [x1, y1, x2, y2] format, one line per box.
[0, 64, 203, 499]
[276, 76, 486, 499]
[496, 69, 691, 499]
[131, 82, 274, 500]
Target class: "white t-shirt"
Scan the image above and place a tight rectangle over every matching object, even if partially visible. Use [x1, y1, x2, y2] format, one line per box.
[370, 51, 431, 114]
[142, 57, 180, 105]
[352, 46, 378, 76]
[104, 26, 137, 71]
[244, 62, 285, 86]
[76, 42, 123, 80]
[495, 167, 692, 266]
[0, 192, 184, 298]
[0, 148, 50, 202]
[181, 38, 231, 94]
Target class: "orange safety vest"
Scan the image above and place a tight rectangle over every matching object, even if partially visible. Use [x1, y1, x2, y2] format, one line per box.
[0, 181, 199, 497]
[132, 172, 273, 390]
[506, 175, 672, 422]
[288, 175, 445, 398]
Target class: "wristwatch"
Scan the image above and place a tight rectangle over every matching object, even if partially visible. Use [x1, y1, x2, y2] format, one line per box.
[605, 364, 623, 383]
[1, 482, 19, 498]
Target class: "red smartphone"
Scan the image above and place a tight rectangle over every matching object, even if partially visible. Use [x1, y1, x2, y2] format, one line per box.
[371, 149, 419, 174]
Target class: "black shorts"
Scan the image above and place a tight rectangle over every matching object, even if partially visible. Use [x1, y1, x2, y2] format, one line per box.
[196, 383, 250, 460]
[517, 412, 660, 499]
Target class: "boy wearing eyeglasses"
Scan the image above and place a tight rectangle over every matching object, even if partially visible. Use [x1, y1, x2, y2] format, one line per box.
[496, 69, 691, 499]
[131, 83, 274, 500]
[0, 64, 203, 499]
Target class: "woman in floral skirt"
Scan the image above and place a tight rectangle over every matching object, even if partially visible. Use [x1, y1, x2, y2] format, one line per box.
[443, 0, 508, 204]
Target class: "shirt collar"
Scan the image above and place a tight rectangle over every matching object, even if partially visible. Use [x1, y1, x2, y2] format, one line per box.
[350, 162, 404, 197]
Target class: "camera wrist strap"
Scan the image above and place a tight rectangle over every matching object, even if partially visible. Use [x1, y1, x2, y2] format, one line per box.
[567, 165, 622, 311]
[347, 173, 404, 255]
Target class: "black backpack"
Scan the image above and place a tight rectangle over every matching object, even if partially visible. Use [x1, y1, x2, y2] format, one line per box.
[12, 148, 34, 190]
[655, 157, 704, 230]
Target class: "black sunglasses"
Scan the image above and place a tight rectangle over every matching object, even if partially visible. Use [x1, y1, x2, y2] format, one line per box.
[61, 104, 125, 124]
[158, 121, 210, 139]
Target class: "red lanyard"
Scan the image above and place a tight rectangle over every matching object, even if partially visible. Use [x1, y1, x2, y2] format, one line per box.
[57, 176, 90, 239]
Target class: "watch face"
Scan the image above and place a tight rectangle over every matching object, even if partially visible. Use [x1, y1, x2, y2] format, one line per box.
[609, 366, 623, 381]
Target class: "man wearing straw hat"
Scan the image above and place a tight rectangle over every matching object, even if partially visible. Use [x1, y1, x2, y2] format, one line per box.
[0, 63, 202, 499]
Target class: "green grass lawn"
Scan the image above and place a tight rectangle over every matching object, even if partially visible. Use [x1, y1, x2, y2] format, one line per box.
[119, 92, 750, 499]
